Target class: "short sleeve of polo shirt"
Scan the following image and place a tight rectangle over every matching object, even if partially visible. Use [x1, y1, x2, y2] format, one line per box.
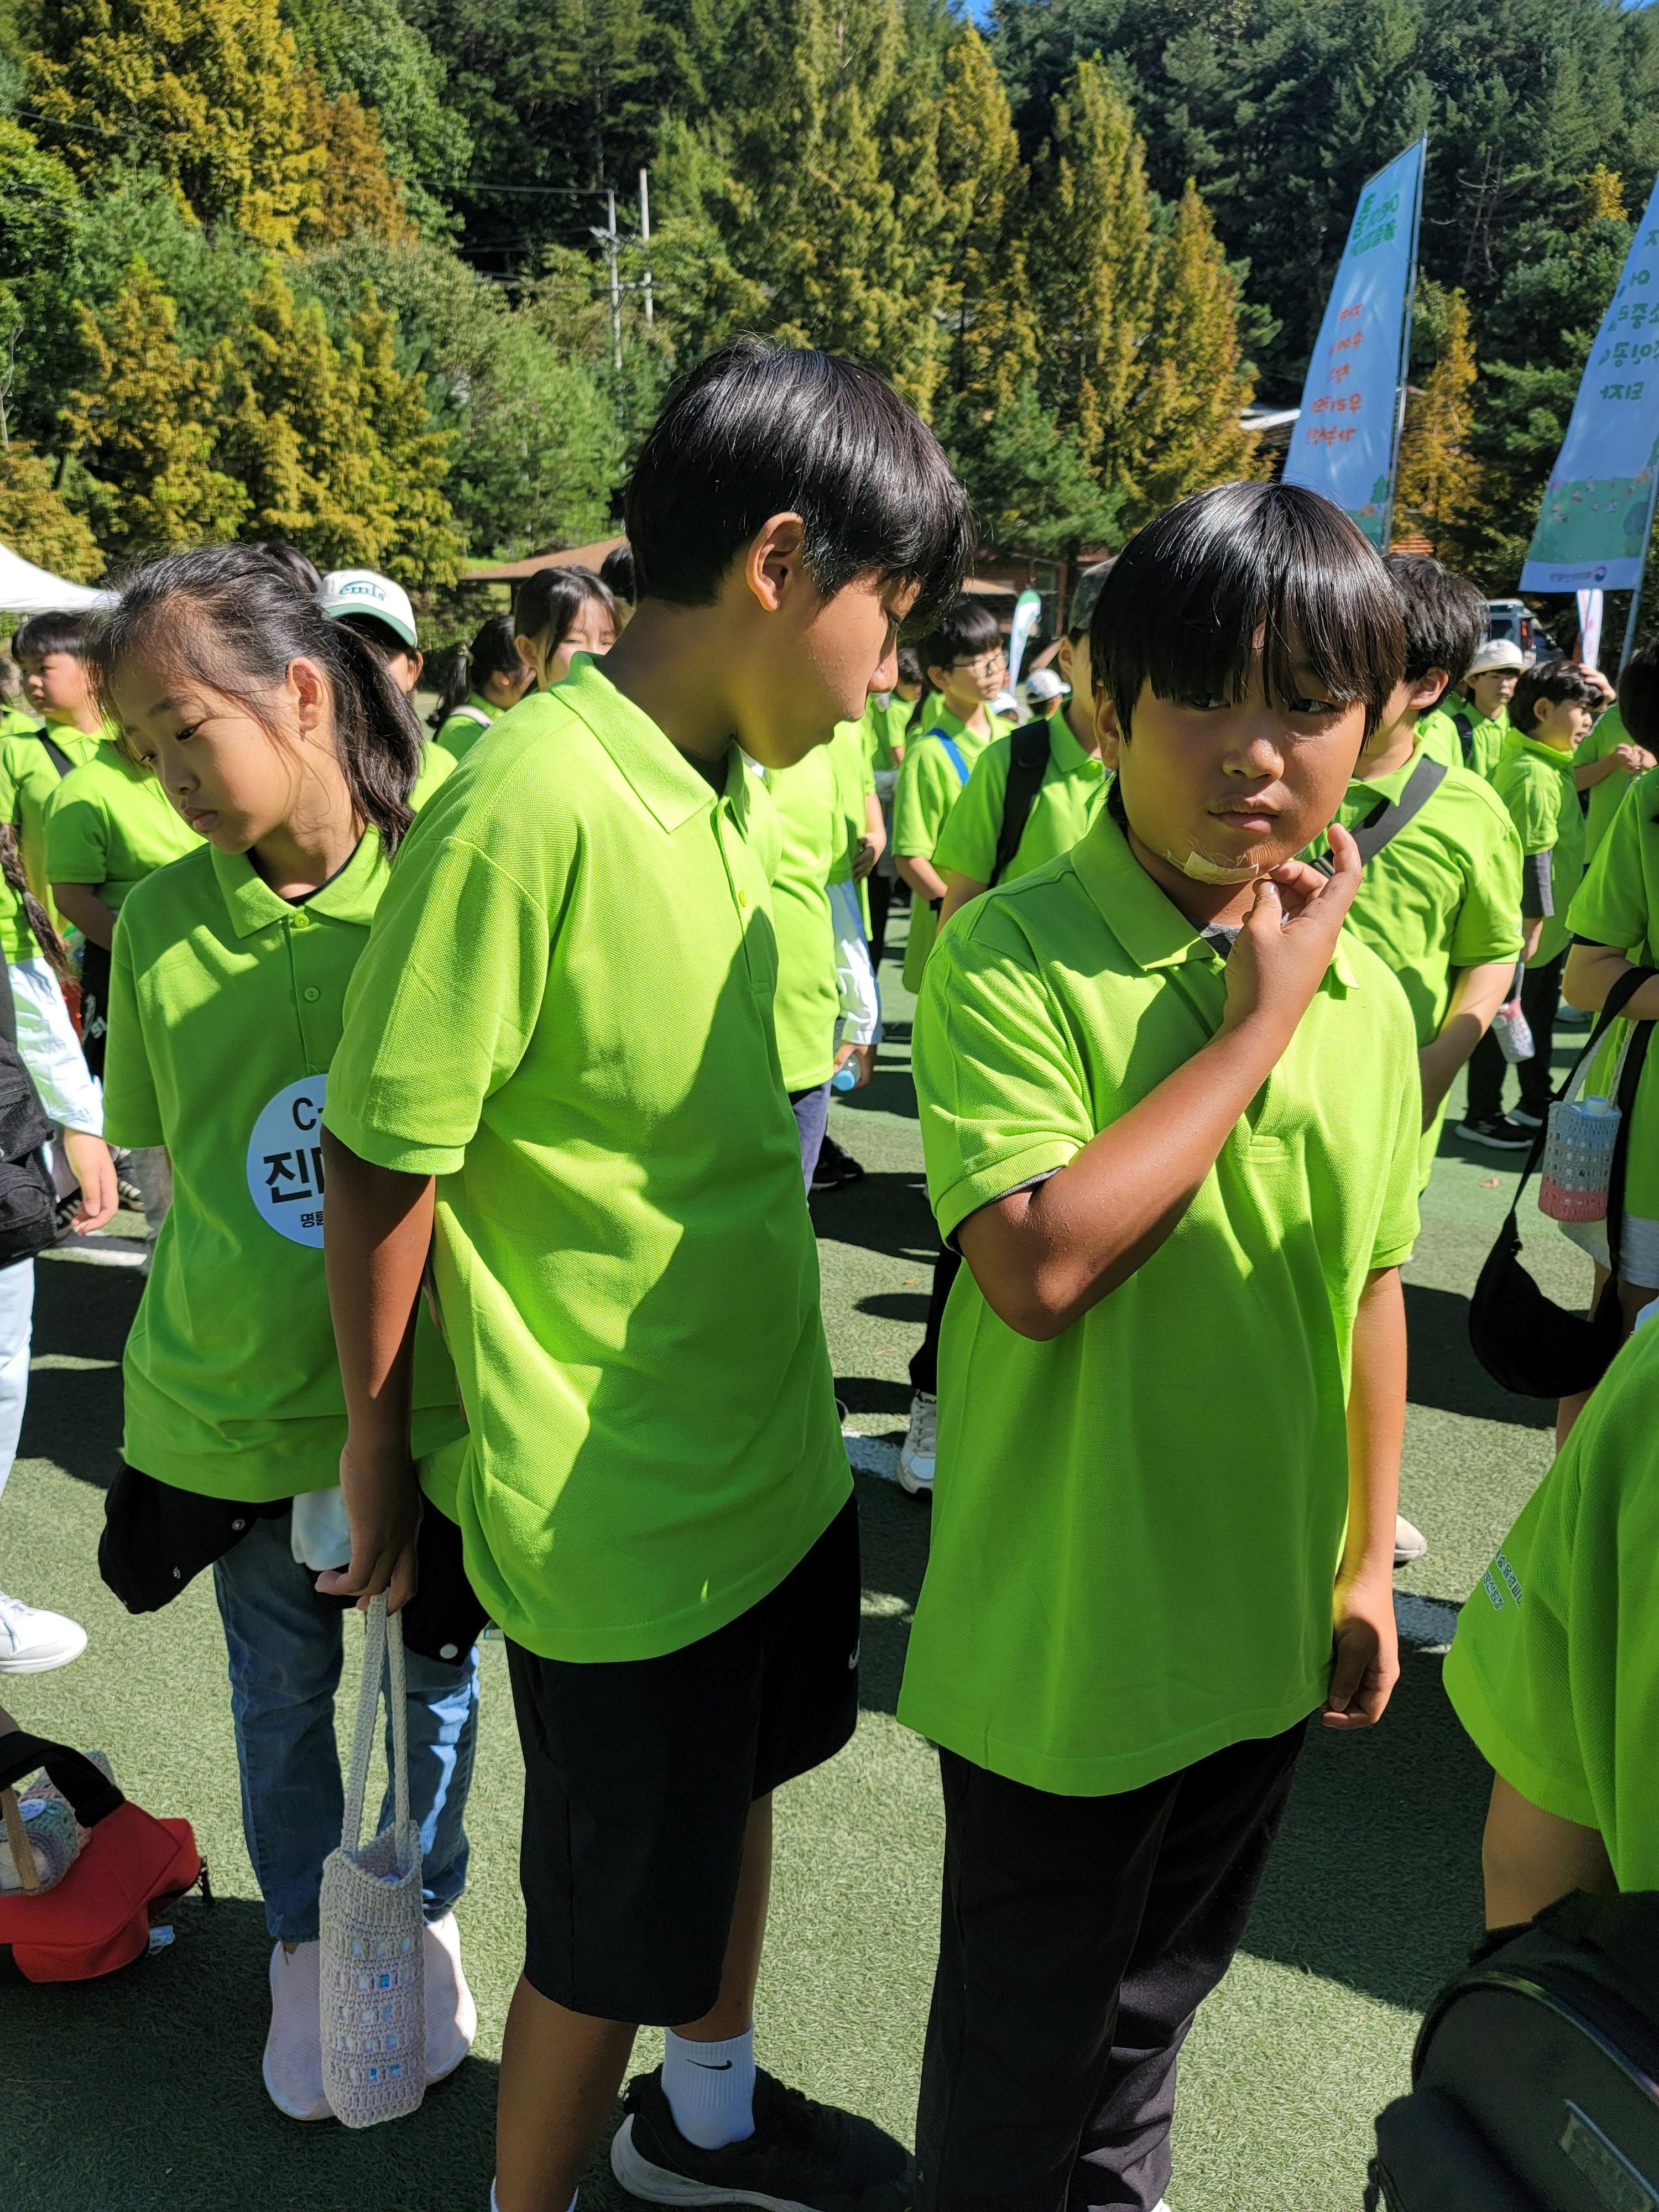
[892, 742, 947, 858]
[44, 770, 108, 888]
[326, 807, 563, 1178]
[1568, 768, 1656, 950]
[933, 740, 1011, 885]
[915, 902, 1093, 1244]
[101, 920, 164, 1148]
[1449, 791, 1525, 970]
[1504, 759, 1562, 857]
[1370, 1002, 1425, 1268]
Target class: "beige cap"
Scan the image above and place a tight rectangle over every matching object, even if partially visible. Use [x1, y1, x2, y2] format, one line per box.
[1466, 637, 1525, 677]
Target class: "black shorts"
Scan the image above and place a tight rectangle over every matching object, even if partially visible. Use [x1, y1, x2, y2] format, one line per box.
[506, 1495, 860, 2025]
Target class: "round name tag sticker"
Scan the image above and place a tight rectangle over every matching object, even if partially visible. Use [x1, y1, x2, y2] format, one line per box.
[246, 1074, 328, 1248]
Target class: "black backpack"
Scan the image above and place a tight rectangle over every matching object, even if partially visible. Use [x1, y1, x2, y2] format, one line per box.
[1368, 1890, 1659, 2211]
[989, 722, 1053, 886]
[0, 962, 70, 1267]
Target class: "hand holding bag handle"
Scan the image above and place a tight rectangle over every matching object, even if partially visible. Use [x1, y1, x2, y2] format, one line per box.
[1468, 962, 1658, 1399]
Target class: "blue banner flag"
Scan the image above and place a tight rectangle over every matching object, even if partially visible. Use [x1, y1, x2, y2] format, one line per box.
[1283, 138, 1426, 547]
[1521, 174, 1659, 594]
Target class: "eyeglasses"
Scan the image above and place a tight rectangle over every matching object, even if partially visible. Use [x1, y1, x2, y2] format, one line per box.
[948, 651, 1006, 677]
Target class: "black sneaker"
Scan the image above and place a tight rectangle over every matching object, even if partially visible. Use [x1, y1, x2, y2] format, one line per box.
[811, 1133, 866, 1192]
[1455, 1114, 1535, 1151]
[612, 2064, 911, 2209]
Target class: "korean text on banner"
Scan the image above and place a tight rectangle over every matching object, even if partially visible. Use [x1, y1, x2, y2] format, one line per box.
[1283, 138, 1426, 547]
[1521, 175, 1659, 595]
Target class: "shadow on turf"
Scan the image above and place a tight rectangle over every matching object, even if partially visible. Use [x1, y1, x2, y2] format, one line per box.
[1239, 1647, 1489, 2014]
[853, 1470, 930, 1720]
[20, 1256, 143, 1492]
[1402, 1281, 1554, 1431]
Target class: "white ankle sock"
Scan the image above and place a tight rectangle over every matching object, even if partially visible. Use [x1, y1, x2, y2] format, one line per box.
[661, 2025, 756, 2149]
[491, 2189, 575, 2210]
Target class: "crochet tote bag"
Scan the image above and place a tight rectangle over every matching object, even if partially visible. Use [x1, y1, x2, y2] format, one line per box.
[319, 1595, 426, 2128]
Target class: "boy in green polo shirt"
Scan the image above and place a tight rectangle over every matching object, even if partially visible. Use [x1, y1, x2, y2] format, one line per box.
[891, 594, 1014, 994]
[1574, 641, 1658, 865]
[1385, 552, 1489, 777]
[1461, 660, 1602, 1146]
[1445, 1313, 1659, 1920]
[904, 481, 1417, 2212]
[321, 338, 971, 2212]
[1452, 635, 1524, 782]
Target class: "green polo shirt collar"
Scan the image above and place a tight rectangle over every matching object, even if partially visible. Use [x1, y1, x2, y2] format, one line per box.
[557, 659, 742, 837]
[213, 831, 385, 940]
[1070, 805, 1357, 987]
[1348, 739, 1427, 807]
[1504, 731, 1576, 774]
[1046, 713, 1101, 778]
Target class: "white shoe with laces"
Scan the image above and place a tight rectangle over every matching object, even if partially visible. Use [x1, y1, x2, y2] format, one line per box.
[899, 1392, 937, 1494]
[1395, 1514, 1430, 1567]
[424, 1910, 478, 2082]
[0, 1590, 87, 1672]
[263, 1940, 332, 2121]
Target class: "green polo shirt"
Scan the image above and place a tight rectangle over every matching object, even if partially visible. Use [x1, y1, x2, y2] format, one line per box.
[763, 745, 840, 1091]
[103, 831, 467, 1502]
[324, 659, 847, 1665]
[1492, 731, 1586, 969]
[0, 703, 40, 738]
[1308, 746, 1523, 1182]
[1445, 1317, 1659, 1890]
[894, 708, 1010, 991]
[826, 719, 875, 888]
[900, 805, 1422, 1795]
[1416, 706, 1465, 775]
[1566, 766, 1659, 1220]
[432, 692, 498, 761]
[45, 739, 202, 910]
[0, 724, 100, 961]
[933, 712, 1107, 890]
[863, 697, 905, 776]
[1577, 704, 1645, 864]
[1464, 706, 1509, 785]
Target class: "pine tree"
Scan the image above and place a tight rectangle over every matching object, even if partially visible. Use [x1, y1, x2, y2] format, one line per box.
[1028, 61, 1159, 497]
[294, 72, 415, 246]
[1395, 283, 1480, 550]
[347, 294, 465, 583]
[936, 28, 1040, 414]
[0, 444, 104, 582]
[951, 381, 1120, 558]
[60, 262, 249, 558]
[29, 0, 321, 245]
[1126, 180, 1260, 526]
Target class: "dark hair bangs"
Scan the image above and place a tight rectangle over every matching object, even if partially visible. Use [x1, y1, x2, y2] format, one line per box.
[1511, 657, 1602, 735]
[13, 608, 95, 662]
[1618, 640, 1659, 758]
[1092, 482, 1405, 740]
[627, 338, 974, 638]
[513, 565, 615, 653]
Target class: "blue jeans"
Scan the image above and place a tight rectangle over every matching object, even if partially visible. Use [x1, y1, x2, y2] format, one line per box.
[213, 1509, 479, 1944]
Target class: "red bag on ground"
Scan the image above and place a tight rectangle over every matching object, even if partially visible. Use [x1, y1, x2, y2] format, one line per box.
[0, 1728, 206, 1982]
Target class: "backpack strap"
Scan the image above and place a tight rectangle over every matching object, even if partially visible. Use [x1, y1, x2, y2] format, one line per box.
[445, 704, 493, 733]
[989, 722, 1052, 887]
[1314, 755, 1448, 875]
[33, 733, 74, 779]
[930, 731, 969, 787]
[1452, 712, 1475, 766]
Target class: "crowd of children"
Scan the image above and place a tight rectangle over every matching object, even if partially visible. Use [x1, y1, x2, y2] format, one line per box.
[1, 336, 1656, 2212]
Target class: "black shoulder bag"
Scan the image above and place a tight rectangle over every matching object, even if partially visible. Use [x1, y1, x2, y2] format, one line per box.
[1467, 963, 1657, 1399]
[989, 722, 1054, 886]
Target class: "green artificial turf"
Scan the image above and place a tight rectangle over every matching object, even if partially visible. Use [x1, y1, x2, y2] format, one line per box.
[0, 911, 1590, 2211]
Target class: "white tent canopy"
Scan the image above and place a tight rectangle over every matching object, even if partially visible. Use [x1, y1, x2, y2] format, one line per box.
[0, 541, 112, 615]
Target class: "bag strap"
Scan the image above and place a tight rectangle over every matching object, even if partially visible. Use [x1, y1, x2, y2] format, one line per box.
[1452, 712, 1474, 766]
[989, 722, 1052, 887]
[929, 731, 970, 787]
[34, 733, 74, 780]
[340, 1595, 410, 1852]
[1604, 1003, 1655, 1286]
[1502, 964, 1659, 1230]
[1314, 755, 1448, 875]
[0, 1728, 124, 1825]
[446, 704, 492, 732]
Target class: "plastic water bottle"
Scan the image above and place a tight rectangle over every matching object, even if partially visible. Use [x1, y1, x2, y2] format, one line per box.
[1540, 1095, 1621, 1222]
[1492, 1004, 1535, 1063]
[831, 1063, 858, 1093]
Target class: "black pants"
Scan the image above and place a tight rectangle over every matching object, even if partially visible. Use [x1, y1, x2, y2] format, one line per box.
[79, 938, 111, 1080]
[909, 1246, 961, 1396]
[1465, 949, 1566, 1123]
[914, 1720, 1308, 2212]
[869, 874, 894, 970]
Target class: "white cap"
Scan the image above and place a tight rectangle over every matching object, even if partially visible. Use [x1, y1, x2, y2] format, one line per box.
[990, 688, 1021, 718]
[1467, 637, 1524, 677]
[1025, 667, 1068, 702]
[318, 569, 418, 651]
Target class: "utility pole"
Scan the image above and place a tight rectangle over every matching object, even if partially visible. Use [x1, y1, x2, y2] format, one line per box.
[639, 168, 654, 330]
[606, 189, 622, 371]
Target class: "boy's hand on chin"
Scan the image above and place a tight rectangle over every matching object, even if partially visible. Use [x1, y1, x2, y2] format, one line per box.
[1222, 821, 1361, 1047]
[1323, 1566, 1399, 1730]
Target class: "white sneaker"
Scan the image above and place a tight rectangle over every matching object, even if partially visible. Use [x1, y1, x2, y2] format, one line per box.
[0, 1590, 87, 1672]
[263, 1939, 332, 2121]
[899, 1392, 937, 1494]
[1395, 1514, 1429, 1567]
[424, 1910, 477, 2082]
